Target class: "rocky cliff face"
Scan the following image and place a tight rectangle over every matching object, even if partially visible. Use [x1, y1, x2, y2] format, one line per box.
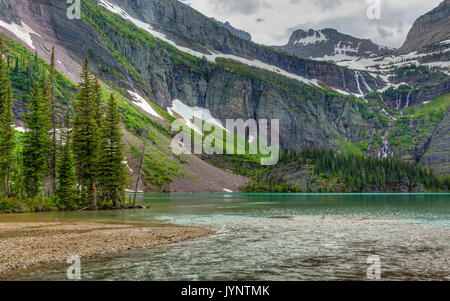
[274, 28, 392, 62]
[0, 0, 449, 177]
[96, 0, 384, 95]
[398, 0, 450, 54]
[0, 0, 386, 153]
[376, 82, 450, 111]
[212, 19, 251, 41]
[421, 110, 450, 175]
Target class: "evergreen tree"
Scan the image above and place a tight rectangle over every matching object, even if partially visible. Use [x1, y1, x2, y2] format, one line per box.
[57, 111, 77, 209]
[0, 85, 15, 197]
[0, 37, 15, 196]
[39, 72, 53, 196]
[98, 94, 126, 208]
[72, 58, 99, 207]
[14, 56, 19, 73]
[22, 83, 52, 198]
[0, 36, 8, 114]
[49, 47, 57, 196]
[92, 74, 103, 129]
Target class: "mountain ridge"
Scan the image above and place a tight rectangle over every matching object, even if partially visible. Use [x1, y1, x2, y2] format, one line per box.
[0, 0, 449, 181]
[274, 28, 392, 62]
[398, 0, 449, 54]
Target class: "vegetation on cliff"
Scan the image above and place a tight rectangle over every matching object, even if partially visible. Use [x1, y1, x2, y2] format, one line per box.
[242, 148, 450, 193]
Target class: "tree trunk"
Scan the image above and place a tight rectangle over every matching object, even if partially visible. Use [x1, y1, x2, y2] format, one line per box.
[92, 181, 97, 209]
[3, 171, 8, 198]
[133, 126, 149, 206]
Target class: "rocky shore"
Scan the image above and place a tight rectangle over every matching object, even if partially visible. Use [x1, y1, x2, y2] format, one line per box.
[0, 221, 211, 275]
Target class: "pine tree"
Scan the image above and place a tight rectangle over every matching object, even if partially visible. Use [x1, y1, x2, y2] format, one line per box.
[14, 56, 19, 73]
[22, 83, 52, 198]
[57, 111, 77, 209]
[98, 94, 127, 208]
[0, 85, 15, 197]
[92, 74, 103, 129]
[0, 36, 8, 114]
[39, 72, 53, 196]
[72, 58, 99, 207]
[49, 47, 58, 196]
[0, 37, 15, 196]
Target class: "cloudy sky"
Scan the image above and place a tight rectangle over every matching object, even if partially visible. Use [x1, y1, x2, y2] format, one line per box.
[179, 0, 442, 48]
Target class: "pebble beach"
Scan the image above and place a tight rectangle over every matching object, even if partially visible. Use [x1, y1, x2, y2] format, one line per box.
[0, 221, 211, 275]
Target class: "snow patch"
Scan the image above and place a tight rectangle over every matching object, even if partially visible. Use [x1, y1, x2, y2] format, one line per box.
[128, 90, 162, 119]
[98, 0, 320, 88]
[294, 31, 328, 45]
[0, 19, 40, 49]
[223, 188, 233, 193]
[167, 99, 226, 135]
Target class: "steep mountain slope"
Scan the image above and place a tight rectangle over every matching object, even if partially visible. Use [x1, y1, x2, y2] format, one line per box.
[398, 0, 449, 54]
[274, 28, 392, 62]
[0, 0, 389, 151]
[0, 0, 448, 177]
[1, 34, 248, 193]
[95, 0, 386, 95]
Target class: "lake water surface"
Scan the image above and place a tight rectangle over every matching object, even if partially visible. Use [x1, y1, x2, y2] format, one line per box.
[3, 193, 450, 281]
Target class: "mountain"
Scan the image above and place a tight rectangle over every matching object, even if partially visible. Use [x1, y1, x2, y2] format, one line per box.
[274, 28, 392, 62]
[398, 0, 450, 54]
[212, 19, 252, 41]
[0, 0, 449, 191]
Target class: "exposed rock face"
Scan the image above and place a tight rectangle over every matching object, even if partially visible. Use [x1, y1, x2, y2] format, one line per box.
[274, 28, 392, 61]
[99, 0, 384, 95]
[378, 82, 450, 110]
[0, 0, 448, 177]
[0, 0, 383, 154]
[398, 0, 450, 54]
[421, 110, 450, 175]
[212, 19, 251, 41]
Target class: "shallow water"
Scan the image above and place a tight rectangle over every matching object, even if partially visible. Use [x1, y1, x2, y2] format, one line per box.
[2, 193, 450, 280]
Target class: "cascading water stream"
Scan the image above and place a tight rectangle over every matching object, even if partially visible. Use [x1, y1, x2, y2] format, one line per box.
[354, 71, 366, 102]
[395, 94, 402, 110]
[405, 91, 412, 109]
[360, 73, 373, 93]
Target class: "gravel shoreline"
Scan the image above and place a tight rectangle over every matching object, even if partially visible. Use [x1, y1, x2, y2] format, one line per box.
[0, 221, 211, 275]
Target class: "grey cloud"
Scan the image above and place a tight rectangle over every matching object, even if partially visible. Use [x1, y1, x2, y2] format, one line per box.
[183, 0, 442, 48]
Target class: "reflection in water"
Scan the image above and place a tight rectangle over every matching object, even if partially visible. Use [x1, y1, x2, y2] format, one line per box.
[2, 193, 450, 281]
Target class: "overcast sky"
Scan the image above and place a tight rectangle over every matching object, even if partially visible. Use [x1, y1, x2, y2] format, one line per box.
[178, 0, 442, 48]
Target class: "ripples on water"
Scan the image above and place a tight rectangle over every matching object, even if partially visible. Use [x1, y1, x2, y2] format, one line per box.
[4, 193, 450, 281]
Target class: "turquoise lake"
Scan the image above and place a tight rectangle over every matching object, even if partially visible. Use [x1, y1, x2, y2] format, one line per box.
[3, 193, 450, 281]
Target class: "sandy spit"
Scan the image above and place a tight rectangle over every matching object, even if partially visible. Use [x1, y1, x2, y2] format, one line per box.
[0, 221, 211, 275]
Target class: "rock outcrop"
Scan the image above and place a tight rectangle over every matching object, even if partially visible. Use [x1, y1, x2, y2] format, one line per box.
[398, 0, 450, 54]
[274, 28, 392, 61]
[212, 19, 251, 41]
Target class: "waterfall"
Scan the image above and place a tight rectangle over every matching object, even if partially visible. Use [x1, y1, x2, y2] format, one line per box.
[405, 91, 411, 109]
[395, 94, 402, 110]
[355, 71, 365, 101]
[378, 138, 392, 159]
[360, 74, 373, 93]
